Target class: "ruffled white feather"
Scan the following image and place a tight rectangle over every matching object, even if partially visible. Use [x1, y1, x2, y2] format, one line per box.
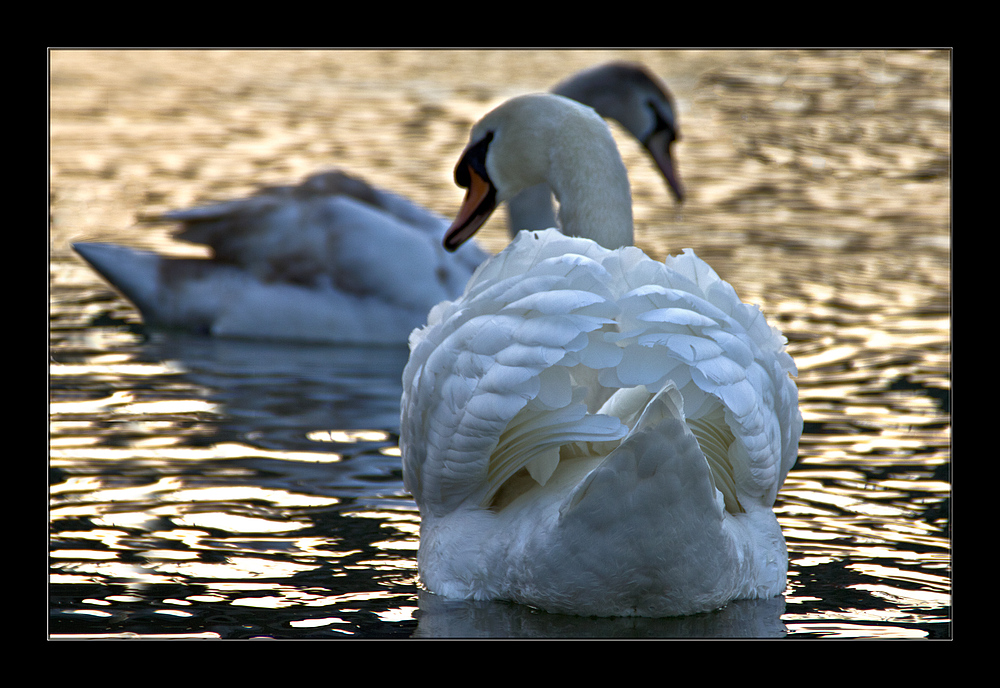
[402, 230, 801, 616]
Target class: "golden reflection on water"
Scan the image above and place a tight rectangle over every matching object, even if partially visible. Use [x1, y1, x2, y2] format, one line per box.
[783, 622, 930, 639]
[51, 443, 341, 462]
[309, 429, 391, 444]
[50, 49, 949, 638]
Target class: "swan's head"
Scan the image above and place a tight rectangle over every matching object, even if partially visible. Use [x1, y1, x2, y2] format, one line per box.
[445, 93, 633, 252]
[553, 62, 684, 203]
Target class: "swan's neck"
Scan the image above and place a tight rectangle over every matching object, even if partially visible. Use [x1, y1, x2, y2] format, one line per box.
[506, 183, 559, 236]
[546, 128, 634, 249]
[484, 94, 636, 249]
[505, 174, 634, 247]
[504, 65, 647, 239]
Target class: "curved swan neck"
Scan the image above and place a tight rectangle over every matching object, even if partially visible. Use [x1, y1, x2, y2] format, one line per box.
[487, 94, 634, 250]
[505, 183, 558, 236]
[544, 108, 634, 249]
[504, 62, 671, 237]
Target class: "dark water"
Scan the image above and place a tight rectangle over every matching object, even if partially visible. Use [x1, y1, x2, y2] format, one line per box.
[49, 49, 950, 638]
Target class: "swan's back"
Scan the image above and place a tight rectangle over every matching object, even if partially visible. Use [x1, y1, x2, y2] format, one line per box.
[163, 170, 486, 288]
[401, 229, 800, 519]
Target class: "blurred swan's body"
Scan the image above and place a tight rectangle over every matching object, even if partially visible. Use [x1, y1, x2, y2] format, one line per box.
[74, 62, 683, 344]
[400, 94, 800, 617]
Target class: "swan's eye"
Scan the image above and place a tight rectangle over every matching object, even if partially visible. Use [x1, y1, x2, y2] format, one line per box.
[455, 132, 494, 188]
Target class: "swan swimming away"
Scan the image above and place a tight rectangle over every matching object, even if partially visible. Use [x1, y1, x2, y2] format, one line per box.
[400, 93, 801, 617]
[72, 62, 683, 344]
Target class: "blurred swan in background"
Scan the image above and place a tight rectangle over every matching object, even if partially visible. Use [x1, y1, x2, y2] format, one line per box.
[74, 62, 683, 344]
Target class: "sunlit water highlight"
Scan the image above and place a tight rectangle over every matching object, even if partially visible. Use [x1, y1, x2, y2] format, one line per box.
[50, 49, 950, 638]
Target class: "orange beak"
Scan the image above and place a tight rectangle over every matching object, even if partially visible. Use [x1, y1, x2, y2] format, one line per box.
[444, 165, 497, 252]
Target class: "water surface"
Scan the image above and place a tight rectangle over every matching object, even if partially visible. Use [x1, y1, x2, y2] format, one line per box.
[49, 49, 951, 639]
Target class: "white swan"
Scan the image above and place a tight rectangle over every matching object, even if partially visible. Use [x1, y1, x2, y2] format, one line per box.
[400, 93, 801, 617]
[72, 62, 683, 344]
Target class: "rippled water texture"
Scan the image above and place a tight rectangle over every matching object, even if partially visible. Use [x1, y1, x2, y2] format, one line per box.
[49, 49, 951, 639]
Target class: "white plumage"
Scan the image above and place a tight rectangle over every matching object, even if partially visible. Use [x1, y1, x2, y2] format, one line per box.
[400, 94, 801, 617]
[73, 62, 683, 344]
